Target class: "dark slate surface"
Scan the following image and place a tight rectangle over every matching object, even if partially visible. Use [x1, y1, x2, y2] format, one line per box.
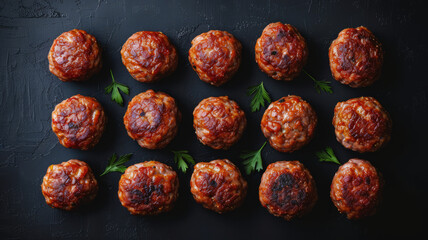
[0, 0, 427, 239]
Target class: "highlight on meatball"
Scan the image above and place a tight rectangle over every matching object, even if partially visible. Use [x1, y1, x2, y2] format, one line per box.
[124, 90, 181, 149]
[261, 95, 317, 152]
[188, 30, 242, 86]
[259, 161, 318, 220]
[41, 159, 98, 210]
[121, 31, 178, 83]
[190, 159, 247, 213]
[329, 26, 383, 88]
[118, 161, 179, 215]
[330, 159, 383, 220]
[255, 22, 308, 81]
[193, 96, 246, 150]
[48, 29, 102, 82]
[333, 97, 392, 152]
[51, 94, 106, 150]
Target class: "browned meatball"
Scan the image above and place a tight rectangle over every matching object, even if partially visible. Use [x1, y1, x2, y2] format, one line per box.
[261, 96, 317, 152]
[121, 31, 178, 83]
[48, 29, 102, 82]
[333, 97, 392, 152]
[331, 159, 383, 219]
[259, 161, 317, 220]
[188, 30, 242, 86]
[123, 90, 181, 149]
[51, 94, 106, 150]
[41, 159, 98, 210]
[255, 22, 308, 81]
[193, 96, 246, 150]
[190, 159, 247, 213]
[118, 161, 179, 215]
[329, 26, 383, 88]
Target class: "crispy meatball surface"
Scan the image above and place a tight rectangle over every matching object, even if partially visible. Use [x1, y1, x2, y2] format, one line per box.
[261, 96, 317, 152]
[329, 26, 383, 87]
[41, 159, 98, 210]
[124, 90, 181, 149]
[190, 159, 247, 213]
[331, 159, 383, 219]
[48, 29, 102, 82]
[188, 30, 242, 86]
[255, 22, 308, 81]
[259, 161, 318, 220]
[52, 94, 106, 150]
[333, 97, 392, 152]
[193, 96, 246, 150]
[121, 31, 178, 83]
[118, 161, 179, 215]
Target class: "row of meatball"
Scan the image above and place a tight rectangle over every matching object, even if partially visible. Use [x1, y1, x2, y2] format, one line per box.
[52, 90, 391, 153]
[48, 23, 383, 88]
[42, 158, 382, 220]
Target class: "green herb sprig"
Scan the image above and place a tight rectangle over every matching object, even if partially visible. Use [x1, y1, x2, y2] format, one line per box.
[247, 82, 271, 112]
[303, 69, 333, 94]
[316, 147, 340, 165]
[100, 153, 133, 176]
[240, 141, 267, 175]
[172, 150, 195, 173]
[105, 70, 130, 106]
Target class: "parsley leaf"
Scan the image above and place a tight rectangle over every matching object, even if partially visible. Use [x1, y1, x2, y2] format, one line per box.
[240, 141, 267, 175]
[316, 147, 340, 165]
[303, 69, 333, 94]
[247, 82, 272, 112]
[105, 69, 130, 106]
[100, 153, 133, 176]
[172, 150, 195, 173]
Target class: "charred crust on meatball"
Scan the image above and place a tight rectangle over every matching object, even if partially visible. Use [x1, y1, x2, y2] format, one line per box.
[51, 94, 106, 150]
[261, 95, 317, 152]
[329, 26, 383, 87]
[41, 159, 98, 210]
[124, 90, 181, 149]
[188, 30, 242, 86]
[118, 161, 179, 215]
[193, 96, 246, 150]
[190, 159, 247, 213]
[121, 31, 178, 83]
[330, 159, 383, 219]
[48, 29, 102, 82]
[255, 22, 308, 81]
[333, 97, 392, 152]
[259, 161, 317, 220]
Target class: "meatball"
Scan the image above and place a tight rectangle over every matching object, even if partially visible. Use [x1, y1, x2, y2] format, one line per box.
[124, 90, 181, 149]
[190, 159, 247, 213]
[48, 29, 102, 82]
[255, 22, 308, 81]
[329, 26, 383, 88]
[261, 96, 317, 152]
[52, 94, 106, 150]
[333, 97, 392, 152]
[331, 159, 383, 219]
[41, 159, 98, 210]
[121, 31, 178, 83]
[118, 161, 179, 215]
[188, 30, 242, 86]
[193, 96, 246, 150]
[259, 161, 318, 220]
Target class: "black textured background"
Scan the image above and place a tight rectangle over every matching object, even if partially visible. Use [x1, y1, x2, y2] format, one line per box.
[1, 0, 427, 239]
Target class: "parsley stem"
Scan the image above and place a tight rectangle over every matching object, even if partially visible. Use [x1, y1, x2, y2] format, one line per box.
[260, 141, 267, 150]
[303, 69, 316, 82]
[303, 69, 333, 94]
[110, 69, 116, 83]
